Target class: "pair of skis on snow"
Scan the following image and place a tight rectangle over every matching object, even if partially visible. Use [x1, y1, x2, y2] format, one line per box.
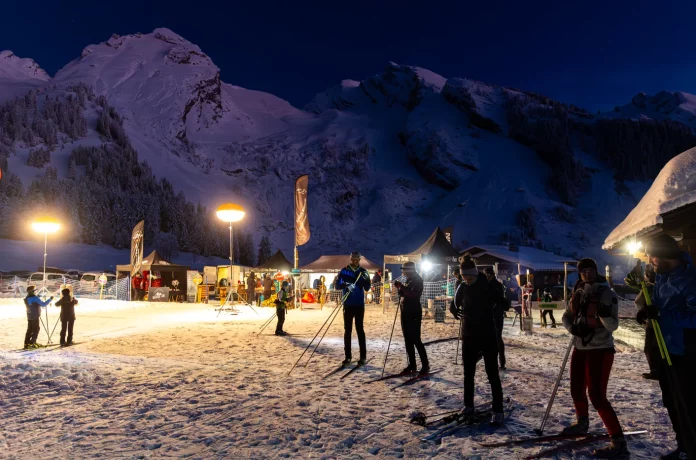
[417, 399, 513, 442]
[481, 429, 647, 458]
[322, 358, 375, 380]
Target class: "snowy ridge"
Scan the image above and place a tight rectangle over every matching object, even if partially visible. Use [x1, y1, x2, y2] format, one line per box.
[603, 146, 696, 249]
[0, 50, 50, 103]
[612, 90, 696, 128]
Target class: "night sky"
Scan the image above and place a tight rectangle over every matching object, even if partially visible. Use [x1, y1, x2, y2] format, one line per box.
[2, 0, 694, 111]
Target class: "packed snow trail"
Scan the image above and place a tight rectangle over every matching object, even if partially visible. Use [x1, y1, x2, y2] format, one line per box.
[0, 299, 676, 458]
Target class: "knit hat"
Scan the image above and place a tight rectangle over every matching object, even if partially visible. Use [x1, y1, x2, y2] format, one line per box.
[350, 251, 361, 259]
[61, 288, 70, 296]
[577, 258, 598, 272]
[401, 261, 416, 271]
[646, 234, 683, 260]
[459, 254, 478, 276]
[26, 285, 36, 294]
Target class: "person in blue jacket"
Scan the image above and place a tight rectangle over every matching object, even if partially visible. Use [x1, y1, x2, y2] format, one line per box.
[24, 285, 53, 349]
[336, 251, 371, 366]
[645, 234, 696, 460]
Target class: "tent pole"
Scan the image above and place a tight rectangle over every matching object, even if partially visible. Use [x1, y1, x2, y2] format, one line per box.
[382, 261, 386, 314]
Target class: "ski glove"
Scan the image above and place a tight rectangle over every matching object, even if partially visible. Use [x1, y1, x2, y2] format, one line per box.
[570, 323, 592, 338]
[346, 284, 355, 293]
[645, 304, 659, 320]
[449, 304, 462, 320]
[597, 300, 614, 318]
[636, 309, 648, 325]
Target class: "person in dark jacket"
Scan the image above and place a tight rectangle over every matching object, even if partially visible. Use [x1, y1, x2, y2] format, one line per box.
[372, 270, 382, 304]
[336, 251, 371, 365]
[450, 255, 504, 425]
[645, 235, 696, 460]
[263, 274, 273, 302]
[55, 288, 78, 346]
[561, 258, 627, 458]
[540, 287, 557, 328]
[274, 281, 292, 335]
[23, 285, 53, 349]
[484, 267, 508, 370]
[247, 272, 257, 305]
[394, 262, 429, 375]
[634, 263, 660, 380]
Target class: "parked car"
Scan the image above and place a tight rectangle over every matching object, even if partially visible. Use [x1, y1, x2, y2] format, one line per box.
[65, 269, 83, 279]
[26, 272, 68, 295]
[79, 272, 116, 293]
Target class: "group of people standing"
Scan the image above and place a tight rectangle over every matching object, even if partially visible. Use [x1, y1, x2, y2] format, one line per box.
[23, 285, 78, 349]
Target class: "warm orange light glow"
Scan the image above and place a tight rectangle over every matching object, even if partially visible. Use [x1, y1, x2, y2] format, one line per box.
[31, 217, 60, 234]
[216, 203, 245, 223]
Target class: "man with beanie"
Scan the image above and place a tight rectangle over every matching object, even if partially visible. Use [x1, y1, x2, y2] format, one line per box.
[55, 288, 78, 346]
[450, 254, 505, 425]
[23, 285, 53, 349]
[645, 234, 696, 460]
[274, 280, 292, 336]
[336, 251, 371, 365]
[393, 262, 429, 375]
[561, 258, 627, 458]
[484, 267, 509, 370]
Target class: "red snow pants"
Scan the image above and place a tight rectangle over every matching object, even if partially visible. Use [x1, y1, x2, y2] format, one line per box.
[569, 347, 623, 436]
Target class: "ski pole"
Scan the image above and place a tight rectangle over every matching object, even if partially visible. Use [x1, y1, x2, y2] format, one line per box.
[381, 297, 402, 378]
[49, 315, 61, 342]
[258, 313, 277, 335]
[536, 336, 575, 435]
[454, 314, 463, 365]
[288, 292, 347, 375]
[302, 301, 344, 367]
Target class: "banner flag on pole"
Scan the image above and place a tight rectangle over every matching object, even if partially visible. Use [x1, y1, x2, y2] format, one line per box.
[295, 175, 310, 246]
[130, 220, 145, 277]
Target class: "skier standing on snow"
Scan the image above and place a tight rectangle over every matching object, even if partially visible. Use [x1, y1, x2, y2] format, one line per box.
[644, 235, 696, 460]
[393, 262, 429, 375]
[484, 267, 509, 371]
[274, 280, 292, 336]
[561, 258, 627, 458]
[336, 251, 371, 366]
[540, 287, 557, 328]
[54, 288, 77, 346]
[449, 254, 505, 425]
[633, 263, 659, 380]
[23, 285, 53, 349]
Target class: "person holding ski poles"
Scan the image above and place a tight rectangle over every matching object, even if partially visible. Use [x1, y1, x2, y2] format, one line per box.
[632, 263, 660, 380]
[449, 254, 505, 425]
[643, 234, 696, 460]
[393, 262, 429, 375]
[336, 251, 371, 366]
[484, 267, 509, 371]
[561, 258, 627, 458]
[23, 285, 53, 349]
[55, 287, 78, 346]
[274, 280, 292, 336]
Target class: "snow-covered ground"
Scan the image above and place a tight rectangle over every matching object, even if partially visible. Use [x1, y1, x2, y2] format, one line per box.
[0, 299, 674, 458]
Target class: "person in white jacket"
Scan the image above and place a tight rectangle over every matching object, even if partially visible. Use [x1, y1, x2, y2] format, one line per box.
[561, 258, 627, 458]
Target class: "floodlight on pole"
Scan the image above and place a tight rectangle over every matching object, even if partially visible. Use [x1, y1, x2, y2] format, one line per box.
[627, 241, 642, 256]
[216, 203, 245, 309]
[31, 216, 60, 345]
[421, 260, 433, 272]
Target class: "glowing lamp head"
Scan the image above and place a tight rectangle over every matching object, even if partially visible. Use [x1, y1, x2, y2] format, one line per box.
[32, 218, 60, 234]
[421, 260, 433, 272]
[216, 203, 245, 223]
[627, 241, 642, 255]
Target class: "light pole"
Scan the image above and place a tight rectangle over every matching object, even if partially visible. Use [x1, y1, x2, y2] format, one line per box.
[31, 217, 60, 344]
[216, 203, 245, 310]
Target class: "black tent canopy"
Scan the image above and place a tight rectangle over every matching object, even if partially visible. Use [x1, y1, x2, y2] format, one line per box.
[384, 227, 459, 265]
[254, 250, 293, 272]
[116, 250, 190, 273]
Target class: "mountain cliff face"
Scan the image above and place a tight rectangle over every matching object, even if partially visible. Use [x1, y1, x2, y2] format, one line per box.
[1, 29, 695, 270]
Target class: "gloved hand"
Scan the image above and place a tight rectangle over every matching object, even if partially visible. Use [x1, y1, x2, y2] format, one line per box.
[449, 304, 462, 320]
[597, 301, 614, 318]
[569, 290, 583, 316]
[347, 284, 355, 293]
[645, 304, 659, 320]
[636, 309, 648, 325]
[570, 323, 592, 338]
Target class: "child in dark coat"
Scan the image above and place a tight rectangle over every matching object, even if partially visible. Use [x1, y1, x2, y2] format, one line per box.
[55, 288, 78, 346]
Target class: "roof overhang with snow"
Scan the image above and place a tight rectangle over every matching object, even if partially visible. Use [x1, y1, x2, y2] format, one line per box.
[384, 227, 460, 265]
[464, 245, 577, 272]
[603, 146, 696, 252]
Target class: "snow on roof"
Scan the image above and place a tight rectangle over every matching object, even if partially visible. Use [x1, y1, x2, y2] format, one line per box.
[603, 146, 696, 250]
[464, 245, 577, 272]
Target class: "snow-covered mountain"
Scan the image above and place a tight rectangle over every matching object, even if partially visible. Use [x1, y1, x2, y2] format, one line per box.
[1, 28, 695, 271]
[0, 50, 50, 103]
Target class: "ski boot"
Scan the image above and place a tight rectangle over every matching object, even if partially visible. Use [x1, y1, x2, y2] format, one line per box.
[490, 412, 505, 426]
[357, 358, 366, 366]
[593, 435, 629, 458]
[561, 416, 589, 435]
[341, 358, 352, 366]
[402, 366, 416, 375]
[419, 365, 430, 375]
